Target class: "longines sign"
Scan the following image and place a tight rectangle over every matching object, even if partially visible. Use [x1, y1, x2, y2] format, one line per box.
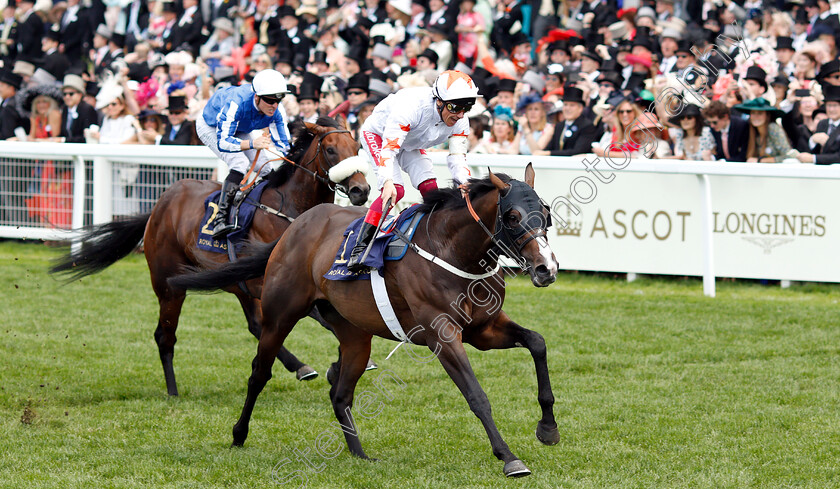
[541, 172, 836, 283]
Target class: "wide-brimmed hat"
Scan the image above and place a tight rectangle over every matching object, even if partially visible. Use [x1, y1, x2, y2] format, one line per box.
[418, 48, 439, 66]
[667, 103, 703, 126]
[12, 60, 35, 77]
[17, 84, 63, 117]
[62, 74, 85, 93]
[212, 18, 236, 35]
[515, 92, 552, 115]
[137, 109, 165, 126]
[628, 112, 664, 134]
[733, 97, 784, 118]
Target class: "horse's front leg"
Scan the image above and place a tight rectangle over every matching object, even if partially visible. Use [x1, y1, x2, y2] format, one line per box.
[463, 311, 559, 446]
[427, 335, 531, 478]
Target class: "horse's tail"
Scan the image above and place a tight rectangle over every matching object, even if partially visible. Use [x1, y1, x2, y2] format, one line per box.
[167, 239, 278, 292]
[50, 213, 151, 281]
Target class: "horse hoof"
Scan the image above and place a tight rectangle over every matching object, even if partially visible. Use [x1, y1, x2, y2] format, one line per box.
[503, 459, 531, 478]
[230, 440, 244, 448]
[536, 423, 560, 446]
[365, 359, 378, 371]
[296, 365, 318, 381]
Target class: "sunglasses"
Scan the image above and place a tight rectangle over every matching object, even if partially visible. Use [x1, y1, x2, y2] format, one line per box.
[618, 109, 634, 114]
[62, 91, 78, 97]
[347, 90, 366, 96]
[677, 54, 690, 59]
[261, 94, 285, 104]
[445, 102, 473, 114]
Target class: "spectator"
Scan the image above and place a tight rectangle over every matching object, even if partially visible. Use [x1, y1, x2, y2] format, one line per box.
[543, 87, 599, 157]
[668, 104, 716, 161]
[592, 97, 642, 159]
[19, 85, 63, 142]
[514, 93, 554, 155]
[473, 105, 517, 154]
[200, 18, 237, 65]
[0, 69, 28, 139]
[704, 100, 749, 162]
[0, 3, 18, 67]
[127, 109, 166, 145]
[797, 84, 840, 164]
[90, 84, 137, 144]
[15, 0, 44, 64]
[455, 0, 484, 69]
[733, 98, 792, 163]
[57, 75, 99, 144]
[39, 30, 71, 81]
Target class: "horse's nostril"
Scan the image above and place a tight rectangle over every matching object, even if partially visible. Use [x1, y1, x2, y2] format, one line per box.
[535, 265, 549, 277]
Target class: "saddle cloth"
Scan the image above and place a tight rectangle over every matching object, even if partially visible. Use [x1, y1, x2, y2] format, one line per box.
[323, 204, 425, 281]
[196, 180, 271, 253]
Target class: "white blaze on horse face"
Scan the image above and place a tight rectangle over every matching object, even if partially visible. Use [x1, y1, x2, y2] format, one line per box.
[535, 236, 558, 275]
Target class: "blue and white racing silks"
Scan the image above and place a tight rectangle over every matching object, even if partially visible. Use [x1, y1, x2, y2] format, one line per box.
[201, 84, 291, 154]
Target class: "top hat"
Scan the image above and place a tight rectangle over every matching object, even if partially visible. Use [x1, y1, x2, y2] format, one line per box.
[562, 86, 586, 104]
[597, 71, 623, 88]
[776, 36, 794, 51]
[496, 78, 517, 93]
[418, 48, 439, 66]
[509, 31, 531, 49]
[823, 84, 840, 102]
[299, 72, 324, 101]
[744, 65, 768, 89]
[312, 51, 328, 65]
[581, 50, 603, 66]
[44, 29, 61, 42]
[161, 1, 177, 13]
[818, 59, 840, 79]
[110, 32, 125, 48]
[168, 95, 187, 112]
[347, 42, 368, 65]
[277, 5, 296, 17]
[0, 69, 22, 90]
[346, 72, 370, 93]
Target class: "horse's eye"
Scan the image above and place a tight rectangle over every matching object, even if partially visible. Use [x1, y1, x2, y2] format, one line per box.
[506, 212, 520, 226]
[326, 147, 337, 156]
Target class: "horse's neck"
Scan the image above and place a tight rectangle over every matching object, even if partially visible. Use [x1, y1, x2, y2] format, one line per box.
[265, 167, 334, 218]
[428, 190, 499, 271]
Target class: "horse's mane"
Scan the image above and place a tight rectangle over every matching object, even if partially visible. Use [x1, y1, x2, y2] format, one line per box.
[414, 174, 513, 214]
[263, 117, 343, 189]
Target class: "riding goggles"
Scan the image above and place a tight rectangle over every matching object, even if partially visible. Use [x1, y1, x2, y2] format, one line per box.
[445, 101, 474, 114]
[261, 93, 286, 104]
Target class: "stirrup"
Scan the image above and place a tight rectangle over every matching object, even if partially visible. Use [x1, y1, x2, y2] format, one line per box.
[211, 220, 238, 238]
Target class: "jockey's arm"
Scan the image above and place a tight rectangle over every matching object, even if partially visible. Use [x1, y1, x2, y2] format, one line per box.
[376, 112, 414, 188]
[446, 119, 472, 185]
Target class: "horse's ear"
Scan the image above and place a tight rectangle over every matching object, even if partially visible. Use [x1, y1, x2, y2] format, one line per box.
[335, 114, 350, 131]
[524, 162, 535, 188]
[303, 122, 320, 135]
[488, 169, 509, 191]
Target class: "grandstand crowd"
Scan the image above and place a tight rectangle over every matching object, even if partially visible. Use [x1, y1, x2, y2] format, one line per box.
[1, 0, 840, 164]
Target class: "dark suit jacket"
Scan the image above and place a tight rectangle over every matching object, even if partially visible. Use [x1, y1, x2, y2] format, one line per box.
[170, 10, 204, 56]
[161, 120, 198, 145]
[39, 50, 72, 79]
[545, 116, 599, 156]
[16, 11, 44, 63]
[813, 117, 840, 165]
[0, 97, 30, 140]
[711, 116, 749, 162]
[59, 101, 100, 143]
[59, 6, 93, 69]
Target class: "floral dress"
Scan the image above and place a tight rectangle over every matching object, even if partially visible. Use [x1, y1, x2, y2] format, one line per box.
[671, 126, 716, 160]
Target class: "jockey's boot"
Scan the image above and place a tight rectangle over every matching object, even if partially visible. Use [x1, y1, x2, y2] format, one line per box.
[346, 221, 377, 272]
[211, 179, 240, 238]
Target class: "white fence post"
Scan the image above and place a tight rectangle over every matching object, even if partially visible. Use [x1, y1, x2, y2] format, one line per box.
[92, 157, 112, 224]
[697, 174, 715, 298]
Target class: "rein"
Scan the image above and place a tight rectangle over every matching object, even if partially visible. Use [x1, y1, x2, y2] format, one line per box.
[263, 129, 352, 189]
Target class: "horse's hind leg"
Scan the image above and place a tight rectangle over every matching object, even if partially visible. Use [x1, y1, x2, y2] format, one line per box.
[231, 280, 313, 447]
[153, 291, 186, 396]
[464, 311, 559, 446]
[237, 295, 317, 381]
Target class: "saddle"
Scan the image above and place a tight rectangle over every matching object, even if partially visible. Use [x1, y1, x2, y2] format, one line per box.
[197, 180, 271, 254]
[324, 205, 426, 281]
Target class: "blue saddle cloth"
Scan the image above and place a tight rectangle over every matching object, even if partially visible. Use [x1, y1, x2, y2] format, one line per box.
[197, 180, 271, 254]
[324, 204, 425, 281]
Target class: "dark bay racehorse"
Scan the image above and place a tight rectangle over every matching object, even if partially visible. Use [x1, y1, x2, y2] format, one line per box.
[51, 117, 370, 396]
[170, 164, 561, 477]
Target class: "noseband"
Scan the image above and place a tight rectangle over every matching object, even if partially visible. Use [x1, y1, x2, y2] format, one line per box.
[463, 180, 551, 263]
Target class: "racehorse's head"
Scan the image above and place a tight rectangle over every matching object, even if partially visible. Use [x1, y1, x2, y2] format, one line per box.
[304, 118, 371, 206]
[490, 164, 558, 287]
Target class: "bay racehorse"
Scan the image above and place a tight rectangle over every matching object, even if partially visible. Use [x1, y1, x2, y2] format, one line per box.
[169, 164, 560, 477]
[51, 116, 370, 396]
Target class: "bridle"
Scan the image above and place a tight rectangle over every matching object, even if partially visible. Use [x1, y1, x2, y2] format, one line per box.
[262, 128, 362, 197]
[462, 180, 552, 264]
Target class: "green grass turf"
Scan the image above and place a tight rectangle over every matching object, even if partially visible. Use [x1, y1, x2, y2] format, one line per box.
[1, 240, 840, 488]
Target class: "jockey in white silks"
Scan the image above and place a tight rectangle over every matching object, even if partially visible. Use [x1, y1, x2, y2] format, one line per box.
[347, 70, 479, 271]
